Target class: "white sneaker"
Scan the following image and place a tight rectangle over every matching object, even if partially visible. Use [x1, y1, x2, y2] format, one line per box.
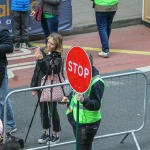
[6, 127, 17, 134]
[47, 134, 60, 145]
[98, 51, 109, 58]
[22, 43, 27, 49]
[38, 132, 49, 144]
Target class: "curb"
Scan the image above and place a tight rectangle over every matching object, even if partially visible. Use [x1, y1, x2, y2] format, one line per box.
[60, 17, 142, 36]
[29, 17, 142, 41]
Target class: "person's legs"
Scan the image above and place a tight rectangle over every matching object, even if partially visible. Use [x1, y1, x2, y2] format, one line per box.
[20, 11, 35, 49]
[46, 16, 59, 34]
[51, 102, 61, 132]
[0, 68, 16, 129]
[12, 11, 21, 42]
[41, 17, 50, 44]
[73, 128, 98, 150]
[107, 11, 116, 40]
[21, 11, 29, 43]
[12, 11, 22, 50]
[41, 16, 59, 44]
[47, 102, 60, 145]
[38, 101, 49, 144]
[95, 12, 109, 53]
[40, 102, 50, 129]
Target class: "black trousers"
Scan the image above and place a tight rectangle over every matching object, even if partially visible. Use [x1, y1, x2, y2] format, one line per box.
[12, 11, 29, 42]
[39, 101, 61, 132]
[73, 128, 98, 150]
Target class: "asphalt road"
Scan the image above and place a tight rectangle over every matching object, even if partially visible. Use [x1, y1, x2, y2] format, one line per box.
[8, 71, 150, 150]
[5, 24, 150, 150]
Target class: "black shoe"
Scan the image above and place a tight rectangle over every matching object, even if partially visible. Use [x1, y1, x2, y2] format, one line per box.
[14, 42, 21, 51]
[38, 132, 49, 144]
[22, 42, 36, 49]
[47, 134, 60, 145]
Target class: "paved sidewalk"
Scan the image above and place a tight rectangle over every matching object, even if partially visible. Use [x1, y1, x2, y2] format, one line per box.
[70, 0, 142, 34]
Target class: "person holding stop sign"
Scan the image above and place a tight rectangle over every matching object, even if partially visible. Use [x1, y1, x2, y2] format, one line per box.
[62, 53, 106, 150]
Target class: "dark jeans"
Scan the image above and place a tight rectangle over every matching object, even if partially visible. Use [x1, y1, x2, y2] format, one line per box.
[39, 101, 61, 132]
[73, 128, 98, 150]
[41, 16, 59, 44]
[0, 68, 16, 128]
[95, 11, 116, 53]
[12, 11, 29, 43]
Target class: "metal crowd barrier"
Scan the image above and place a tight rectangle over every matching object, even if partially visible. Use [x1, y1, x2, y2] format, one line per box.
[3, 71, 149, 150]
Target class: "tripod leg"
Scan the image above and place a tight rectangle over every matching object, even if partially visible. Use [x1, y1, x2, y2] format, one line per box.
[47, 102, 52, 150]
[25, 97, 39, 143]
[120, 133, 130, 143]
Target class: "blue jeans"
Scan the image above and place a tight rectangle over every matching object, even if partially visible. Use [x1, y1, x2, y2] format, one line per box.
[41, 16, 59, 44]
[0, 68, 16, 128]
[95, 11, 116, 53]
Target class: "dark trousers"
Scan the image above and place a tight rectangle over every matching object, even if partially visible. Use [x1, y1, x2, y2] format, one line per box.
[12, 11, 29, 43]
[41, 16, 59, 44]
[95, 11, 116, 53]
[73, 128, 98, 150]
[39, 101, 61, 132]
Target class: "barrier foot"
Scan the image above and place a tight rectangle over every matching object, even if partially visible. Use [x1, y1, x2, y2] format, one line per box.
[132, 132, 141, 150]
[120, 133, 130, 143]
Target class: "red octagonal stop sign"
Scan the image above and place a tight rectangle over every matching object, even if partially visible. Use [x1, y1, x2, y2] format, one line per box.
[66, 46, 92, 93]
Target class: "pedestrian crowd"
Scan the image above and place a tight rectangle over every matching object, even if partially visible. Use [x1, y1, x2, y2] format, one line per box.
[0, 0, 118, 149]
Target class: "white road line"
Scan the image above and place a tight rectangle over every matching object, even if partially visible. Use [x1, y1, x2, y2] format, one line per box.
[8, 61, 36, 68]
[136, 66, 150, 72]
[8, 54, 35, 60]
[8, 65, 35, 78]
[7, 48, 32, 57]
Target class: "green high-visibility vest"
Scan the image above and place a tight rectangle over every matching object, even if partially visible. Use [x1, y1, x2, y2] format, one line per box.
[66, 75, 105, 124]
[94, 0, 118, 6]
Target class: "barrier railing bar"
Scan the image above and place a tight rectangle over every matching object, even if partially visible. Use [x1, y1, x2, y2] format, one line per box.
[25, 129, 142, 150]
[3, 82, 69, 143]
[26, 140, 76, 150]
[3, 71, 149, 150]
[132, 132, 141, 150]
[101, 70, 142, 79]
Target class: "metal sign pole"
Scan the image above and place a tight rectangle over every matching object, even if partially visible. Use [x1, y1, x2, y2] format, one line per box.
[76, 100, 79, 150]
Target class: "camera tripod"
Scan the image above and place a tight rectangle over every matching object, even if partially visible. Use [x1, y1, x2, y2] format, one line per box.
[25, 56, 65, 150]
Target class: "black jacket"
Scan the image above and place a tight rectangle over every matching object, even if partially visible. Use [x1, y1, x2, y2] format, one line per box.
[0, 26, 13, 86]
[0, 26, 13, 65]
[30, 50, 62, 88]
[67, 66, 105, 129]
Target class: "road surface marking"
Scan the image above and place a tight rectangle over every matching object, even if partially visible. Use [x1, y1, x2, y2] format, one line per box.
[8, 65, 35, 78]
[7, 48, 31, 58]
[8, 54, 35, 60]
[136, 66, 150, 72]
[31, 43, 150, 55]
[8, 61, 36, 68]
[8, 43, 150, 79]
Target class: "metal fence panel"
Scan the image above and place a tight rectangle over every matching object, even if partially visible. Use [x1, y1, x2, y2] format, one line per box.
[3, 71, 148, 150]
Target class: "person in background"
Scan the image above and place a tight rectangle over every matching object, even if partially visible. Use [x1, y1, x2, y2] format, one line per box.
[0, 25, 17, 135]
[30, 0, 62, 45]
[11, 0, 35, 50]
[31, 33, 64, 145]
[92, 0, 118, 58]
[61, 53, 106, 150]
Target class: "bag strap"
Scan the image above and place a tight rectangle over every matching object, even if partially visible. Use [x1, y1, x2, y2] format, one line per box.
[41, 57, 65, 96]
[57, 73, 65, 96]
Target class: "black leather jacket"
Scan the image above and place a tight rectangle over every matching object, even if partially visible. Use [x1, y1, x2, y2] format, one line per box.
[0, 26, 13, 65]
[30, 50, 63, 88]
